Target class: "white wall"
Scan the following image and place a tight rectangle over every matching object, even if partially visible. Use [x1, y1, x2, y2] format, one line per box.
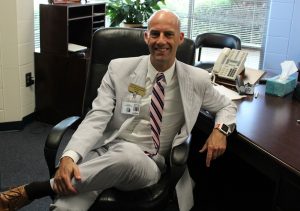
[0, 0, 35, 123]
[263, 0, 300, 74]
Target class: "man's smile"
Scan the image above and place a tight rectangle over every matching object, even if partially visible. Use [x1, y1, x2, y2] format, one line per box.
[154, 47, 170, 53]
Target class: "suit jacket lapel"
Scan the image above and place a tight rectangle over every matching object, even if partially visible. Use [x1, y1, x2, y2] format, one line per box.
[176, 60, 194, 133]
[112, 56, 149, 140]
[129, 56, 149, 87]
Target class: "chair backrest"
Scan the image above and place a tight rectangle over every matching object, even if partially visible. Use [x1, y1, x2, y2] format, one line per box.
[195, 32, 241, 61]
[82, 27, 195, 115]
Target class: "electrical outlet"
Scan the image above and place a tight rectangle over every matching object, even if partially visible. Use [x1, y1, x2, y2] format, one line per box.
[25, 72, 34, 87]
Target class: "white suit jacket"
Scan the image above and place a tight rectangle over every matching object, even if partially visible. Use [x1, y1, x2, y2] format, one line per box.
[64, 55, 237, 211]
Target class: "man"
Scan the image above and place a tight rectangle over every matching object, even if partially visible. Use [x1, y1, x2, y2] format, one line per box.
[0, 9, 236, 211]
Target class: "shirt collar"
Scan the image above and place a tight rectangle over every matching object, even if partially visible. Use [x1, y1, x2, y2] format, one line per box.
[147, 57, 176, 85]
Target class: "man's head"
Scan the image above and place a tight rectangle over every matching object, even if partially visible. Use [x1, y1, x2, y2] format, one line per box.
[144, 9, 184, 72]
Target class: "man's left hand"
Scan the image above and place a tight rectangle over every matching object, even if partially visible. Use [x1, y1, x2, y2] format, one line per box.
[199, 128, 227, 167]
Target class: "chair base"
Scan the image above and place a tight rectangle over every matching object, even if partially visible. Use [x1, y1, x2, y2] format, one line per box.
[89, 174, 178, 211]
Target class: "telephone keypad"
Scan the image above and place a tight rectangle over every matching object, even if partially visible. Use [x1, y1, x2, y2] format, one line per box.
[218, 65, 238, 80]
[228, 67, 237, 77]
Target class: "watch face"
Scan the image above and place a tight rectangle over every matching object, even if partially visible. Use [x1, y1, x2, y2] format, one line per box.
[221, 124, 229, 132]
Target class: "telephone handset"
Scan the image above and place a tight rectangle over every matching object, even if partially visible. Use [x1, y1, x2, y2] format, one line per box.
[212, 47, 231, 74]
[212, 48, 248, 81]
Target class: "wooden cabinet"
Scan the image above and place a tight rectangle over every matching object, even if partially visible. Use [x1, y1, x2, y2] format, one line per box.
[40, 3, 106, 56]
[34, 52, 89, 124]
[35, 2, 105, 124]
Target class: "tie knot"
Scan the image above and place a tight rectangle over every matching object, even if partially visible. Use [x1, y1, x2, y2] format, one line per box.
[156, 73, 165, 84]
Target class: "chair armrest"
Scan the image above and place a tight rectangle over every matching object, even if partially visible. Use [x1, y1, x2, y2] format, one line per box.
[169, 135, 191, 189]
[170, 135, 191, 166]
[44, 116, 81, 177]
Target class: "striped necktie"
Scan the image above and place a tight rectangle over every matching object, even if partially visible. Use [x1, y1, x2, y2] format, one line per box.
[147, 73, 166, 157]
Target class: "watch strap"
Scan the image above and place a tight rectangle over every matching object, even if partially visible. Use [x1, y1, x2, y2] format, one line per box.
[214, 123, 230, 136]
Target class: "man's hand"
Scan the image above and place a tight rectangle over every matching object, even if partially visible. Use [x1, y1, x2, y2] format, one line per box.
[53, 156, 81, 195]
[199, 129, 227, 167]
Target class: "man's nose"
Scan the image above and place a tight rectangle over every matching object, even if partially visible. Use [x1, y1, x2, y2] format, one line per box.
[157, 33, 167, 43]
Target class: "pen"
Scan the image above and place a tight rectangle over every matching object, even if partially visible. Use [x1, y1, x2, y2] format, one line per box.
[254, 92, 259, 98]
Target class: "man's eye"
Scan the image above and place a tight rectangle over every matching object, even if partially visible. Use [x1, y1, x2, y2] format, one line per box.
[150, 32, 159, 37]
[164, 32, 174, 37]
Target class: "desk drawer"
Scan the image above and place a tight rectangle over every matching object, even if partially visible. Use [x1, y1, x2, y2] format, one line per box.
[276, 171, 300, 211]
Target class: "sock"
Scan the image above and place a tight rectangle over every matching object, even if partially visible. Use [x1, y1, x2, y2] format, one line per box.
[24, 181, 55, 200]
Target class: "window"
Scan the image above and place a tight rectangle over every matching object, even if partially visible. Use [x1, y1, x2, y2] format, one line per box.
[161, 0, 270, 69]
[191, 0, 269, 48]
[34, 0, 48, 51]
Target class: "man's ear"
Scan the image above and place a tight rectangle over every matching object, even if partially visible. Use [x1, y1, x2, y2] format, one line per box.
[144, 31, 149, 44]
[179, 32, 184, 45]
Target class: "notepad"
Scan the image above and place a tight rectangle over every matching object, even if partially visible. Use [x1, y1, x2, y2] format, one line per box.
[213, 84, 246, 100]
[68, 43, 87, 52]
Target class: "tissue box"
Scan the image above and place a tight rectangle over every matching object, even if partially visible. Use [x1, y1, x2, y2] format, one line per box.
[266, 76, 297, 97]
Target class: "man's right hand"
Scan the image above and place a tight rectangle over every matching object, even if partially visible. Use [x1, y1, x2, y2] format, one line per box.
[53, 156, 81, 195]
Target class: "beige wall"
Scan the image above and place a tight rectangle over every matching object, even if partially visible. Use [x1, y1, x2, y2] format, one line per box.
[0, 0, 35, 123]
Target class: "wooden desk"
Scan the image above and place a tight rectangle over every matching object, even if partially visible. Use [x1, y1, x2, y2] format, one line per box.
[190, 84, 300, 211]
[235, 85, 300, 175]
[232, 85, 300, 211]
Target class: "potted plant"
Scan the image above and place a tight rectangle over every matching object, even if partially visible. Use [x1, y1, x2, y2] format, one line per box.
[107, 0, 165, 27]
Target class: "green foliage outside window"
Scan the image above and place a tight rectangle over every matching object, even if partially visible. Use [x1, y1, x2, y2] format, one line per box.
[107, 0, 166, 26]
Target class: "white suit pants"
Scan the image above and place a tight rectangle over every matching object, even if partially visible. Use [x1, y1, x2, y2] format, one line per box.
[50, 139, 161, 211]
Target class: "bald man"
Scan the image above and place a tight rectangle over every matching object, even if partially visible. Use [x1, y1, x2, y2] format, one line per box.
[0, 10, 236, 211]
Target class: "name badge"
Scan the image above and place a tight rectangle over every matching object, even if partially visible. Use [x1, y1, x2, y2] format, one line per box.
[121, 93, 141, 115]
[121, 101, 140, 115]
[128, 83, 146, 97]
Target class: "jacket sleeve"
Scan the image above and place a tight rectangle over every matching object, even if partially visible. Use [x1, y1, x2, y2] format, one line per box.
[197, 71, 237, 132]
[62, 62, 116, 162]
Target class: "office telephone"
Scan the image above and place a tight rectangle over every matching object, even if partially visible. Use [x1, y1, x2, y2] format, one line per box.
[212, 48, 248, 81]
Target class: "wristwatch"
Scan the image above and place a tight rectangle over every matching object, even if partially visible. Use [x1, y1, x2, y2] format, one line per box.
[214, 123, 230, 136]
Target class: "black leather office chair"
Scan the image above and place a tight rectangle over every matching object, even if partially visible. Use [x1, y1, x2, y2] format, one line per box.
[194, 32, 241, 71]
[44, 27, 195, 211]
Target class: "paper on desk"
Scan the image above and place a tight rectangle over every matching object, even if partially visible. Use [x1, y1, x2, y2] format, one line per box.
[244, 68, 265, 85]
[279, 60, 298, 81]
[213, 84, 246, 100]
[68, 43, 87, 52]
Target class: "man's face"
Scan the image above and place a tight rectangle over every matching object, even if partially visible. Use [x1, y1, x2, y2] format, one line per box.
[144, 12, 184, 71]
